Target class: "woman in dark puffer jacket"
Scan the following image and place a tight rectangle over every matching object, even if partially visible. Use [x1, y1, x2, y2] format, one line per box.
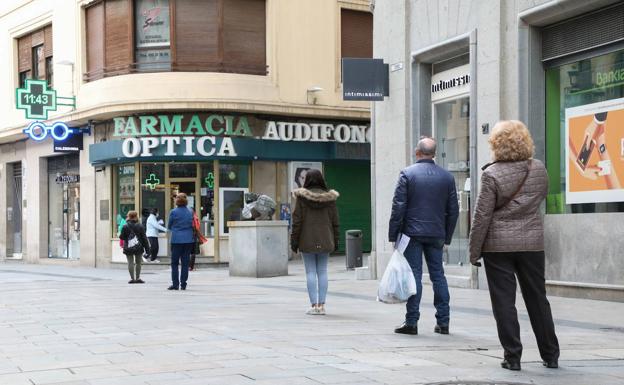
[291, 169, 339, 316]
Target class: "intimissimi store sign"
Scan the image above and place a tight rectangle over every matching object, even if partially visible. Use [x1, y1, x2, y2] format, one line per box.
[431, 64, 470, 102]
[105, 113, 370, 160]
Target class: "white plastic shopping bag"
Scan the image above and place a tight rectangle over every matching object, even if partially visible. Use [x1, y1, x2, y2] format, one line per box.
[377, 249, 417, 303]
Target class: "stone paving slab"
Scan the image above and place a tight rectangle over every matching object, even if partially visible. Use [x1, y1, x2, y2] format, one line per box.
[1, 259, 624, 385]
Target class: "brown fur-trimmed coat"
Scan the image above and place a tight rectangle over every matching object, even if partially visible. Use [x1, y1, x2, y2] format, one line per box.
[291, 188, 340, 253]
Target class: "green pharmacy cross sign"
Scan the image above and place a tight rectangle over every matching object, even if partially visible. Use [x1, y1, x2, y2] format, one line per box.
[204, 172, 215, 189]
[145, 173, 161, 190]
[16, 79, 75, 120]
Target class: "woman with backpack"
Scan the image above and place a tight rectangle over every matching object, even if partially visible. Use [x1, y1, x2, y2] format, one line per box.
[119, 210, 150, 284]
[290, 169, 340, 315]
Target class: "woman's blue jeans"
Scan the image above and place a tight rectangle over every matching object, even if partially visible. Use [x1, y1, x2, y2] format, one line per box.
[302, 252, 329, 305]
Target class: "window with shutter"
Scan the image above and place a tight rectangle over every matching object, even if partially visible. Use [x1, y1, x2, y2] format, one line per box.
[86, 2, 105, 80]
[16, 25, 52, 87]
[174, 0, 219, 71]
[104, 0, 133, 76]
[83, 0, 266, 80]
[341, 9, 373, 59]
[222, 0, 266, 75]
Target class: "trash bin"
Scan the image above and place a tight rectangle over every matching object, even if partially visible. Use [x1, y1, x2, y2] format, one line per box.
[345, 229, 363, 269]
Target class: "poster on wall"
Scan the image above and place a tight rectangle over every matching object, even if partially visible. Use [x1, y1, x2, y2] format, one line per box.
[288, 161, 323, 192]
[565, 97, 624, 204]
[135, 0, 170, 48]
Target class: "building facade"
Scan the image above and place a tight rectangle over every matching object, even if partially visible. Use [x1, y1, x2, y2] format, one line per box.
[0, 0, 373, 267]
[372, 0, 624, 301]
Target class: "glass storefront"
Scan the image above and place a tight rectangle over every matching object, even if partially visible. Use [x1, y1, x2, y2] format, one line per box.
[48, 155, 80, 259]
[434, 97, 470, 265]
[546, 48, 624, 214]
[112, 161, 250, 258]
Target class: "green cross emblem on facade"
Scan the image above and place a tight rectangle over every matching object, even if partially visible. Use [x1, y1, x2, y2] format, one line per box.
[15, 79, 57, 120]
[204, 172, 215, 189]
[145, 173, 160, 190]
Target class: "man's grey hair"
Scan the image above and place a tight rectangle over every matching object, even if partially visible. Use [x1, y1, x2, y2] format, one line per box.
[415, 137, 436, 156]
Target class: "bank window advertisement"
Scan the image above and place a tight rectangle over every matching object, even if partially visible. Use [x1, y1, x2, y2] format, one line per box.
[545, 48, 624, 214]
[565, 98, 624, 204]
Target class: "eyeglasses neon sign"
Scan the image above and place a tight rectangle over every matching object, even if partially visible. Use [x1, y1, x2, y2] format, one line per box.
[23, 121, 79, 141]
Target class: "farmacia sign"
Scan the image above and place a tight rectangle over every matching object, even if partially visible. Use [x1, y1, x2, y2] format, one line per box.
[113, 114, 369, 158]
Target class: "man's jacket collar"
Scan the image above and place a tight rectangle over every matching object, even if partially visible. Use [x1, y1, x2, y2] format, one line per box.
[416, 159, 435, 164]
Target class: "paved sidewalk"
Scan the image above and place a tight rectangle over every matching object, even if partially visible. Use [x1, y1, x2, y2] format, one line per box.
[1, 257, 623, 385]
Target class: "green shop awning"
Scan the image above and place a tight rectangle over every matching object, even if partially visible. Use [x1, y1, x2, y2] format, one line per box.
[89, 137, 370, 165]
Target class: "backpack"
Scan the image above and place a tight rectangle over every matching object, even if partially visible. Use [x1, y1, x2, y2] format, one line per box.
[124, 225, 144, 255]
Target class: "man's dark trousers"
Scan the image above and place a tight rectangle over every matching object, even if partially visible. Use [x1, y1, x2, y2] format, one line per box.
[403, 237, 450, 327]
[483, 251, 560, 364]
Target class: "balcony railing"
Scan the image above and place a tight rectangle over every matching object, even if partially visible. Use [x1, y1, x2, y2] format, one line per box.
[83, 61, 268, 82]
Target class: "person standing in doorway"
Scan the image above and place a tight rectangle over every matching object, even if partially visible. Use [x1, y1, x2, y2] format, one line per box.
[469, 120, 559, 371]
[291, 169, 340, 315]
[389, 137, 459, 335]
[145, 208, 167, 263]
[119, 210, 150, 284]
[167, 193, 194, 291]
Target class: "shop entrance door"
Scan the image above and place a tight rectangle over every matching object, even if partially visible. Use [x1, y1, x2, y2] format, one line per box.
[170, 180, 198, 211]
[48, 156, 80, 259]
[433, 96, 470, 265]
[8, 163, 23, 259]
[48, 179, 81, 259]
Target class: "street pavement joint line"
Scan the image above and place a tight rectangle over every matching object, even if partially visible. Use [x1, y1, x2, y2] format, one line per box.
[253, 283, 624, 333]
[0, 269, 109, 281]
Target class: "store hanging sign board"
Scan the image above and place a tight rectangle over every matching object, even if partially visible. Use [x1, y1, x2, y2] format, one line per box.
[342, 58, 389, 101]
[565, 97, 624, 204]
[54, 132, 83, 153]
[16, 79, 75, 119]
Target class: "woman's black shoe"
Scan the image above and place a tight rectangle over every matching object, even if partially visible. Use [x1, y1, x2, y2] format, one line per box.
[394, 323, 418, 335]
[167, 286, 179, 290]
[543, 360, 559, 369]
[501, 359, 521, 371]
[128, 280, 136, 284]
[135, 279, 145, 284]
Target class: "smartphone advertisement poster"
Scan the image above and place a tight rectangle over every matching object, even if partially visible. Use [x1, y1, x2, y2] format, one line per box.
[566, 97, 624, 204]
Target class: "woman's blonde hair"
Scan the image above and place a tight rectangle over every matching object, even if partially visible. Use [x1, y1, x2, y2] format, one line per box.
[126, 210, 139, 221]
[489, 120, 535, 162]
[175, 193, 188, 207]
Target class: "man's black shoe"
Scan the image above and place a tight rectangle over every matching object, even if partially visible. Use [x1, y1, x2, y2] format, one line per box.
[181, 286, 186, 291]
[542, 360, 558, 369]
[501, 359, 521, 371]
[434, 324, 449, 334]
[167, 286, 179, 290]
[394, 323, 418, 335]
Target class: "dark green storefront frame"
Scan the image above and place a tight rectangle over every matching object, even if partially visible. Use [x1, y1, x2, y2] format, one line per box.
[90, 137, 373, 255]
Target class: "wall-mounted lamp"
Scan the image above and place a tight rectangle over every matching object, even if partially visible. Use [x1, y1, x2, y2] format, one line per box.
[306, 86, 323, 105]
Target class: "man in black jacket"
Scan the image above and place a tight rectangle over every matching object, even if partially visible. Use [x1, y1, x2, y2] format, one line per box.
[388, 137, 459, 335]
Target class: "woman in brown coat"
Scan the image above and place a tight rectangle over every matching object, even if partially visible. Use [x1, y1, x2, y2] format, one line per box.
[291, 169, 339, 315]
[469, 120, 559, 371]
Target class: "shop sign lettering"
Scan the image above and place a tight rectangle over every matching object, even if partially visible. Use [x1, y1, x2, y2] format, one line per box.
[113, 114, 252, 137]
[262, 122, 369, 143]
[55, 174, 80, 184]
[121, 136, 237, 158]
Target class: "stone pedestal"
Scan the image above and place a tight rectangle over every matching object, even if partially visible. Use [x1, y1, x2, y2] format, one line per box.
[228, 220, 289, 278]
